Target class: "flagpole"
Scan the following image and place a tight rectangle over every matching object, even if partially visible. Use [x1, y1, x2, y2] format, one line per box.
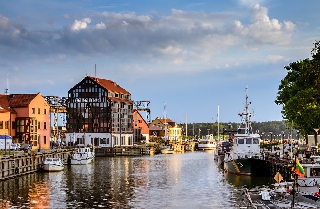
[291, 154, 297, 208]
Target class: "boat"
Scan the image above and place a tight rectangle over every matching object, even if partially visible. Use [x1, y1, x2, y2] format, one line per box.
[297, 155, 320, 187]
[41, 157, 64, 172]
[70, 147, 95, 165]
[223, 86, 270, 176]
[161, 145, 175, 154]
[214, 140, 232, 166]
[197, 134, 217, 150]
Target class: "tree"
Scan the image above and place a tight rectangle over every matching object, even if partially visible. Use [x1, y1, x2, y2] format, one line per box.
[275, 41, 320, 136]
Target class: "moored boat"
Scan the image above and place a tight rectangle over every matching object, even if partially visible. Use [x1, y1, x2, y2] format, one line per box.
[70, 147, 95, 165]
[197, 134, 216, 150]
[41, 157, 64, 172]
[223, 86, 270, 176]
[161, 145, 174, 154]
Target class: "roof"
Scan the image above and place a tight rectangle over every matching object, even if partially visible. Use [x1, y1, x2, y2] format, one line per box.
[149, 125, 164, 131]
[7, 94, 39, 108]
[133, 109, 149, 127]
[87, 76, 130, 95]
[0, 135, 13, 140]
[0, 94, 11, 113]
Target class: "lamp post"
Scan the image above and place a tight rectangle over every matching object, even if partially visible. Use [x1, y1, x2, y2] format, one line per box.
[4, 133, 7, 155]
[261, 132, 264, 152]
[270, 132, 273, 152]
[282, 131, 285, 155]
[38, 134, 41, 152]
[314, 128, 319, 147]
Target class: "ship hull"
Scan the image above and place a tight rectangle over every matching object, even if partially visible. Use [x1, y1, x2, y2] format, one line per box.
[224, 158, 270, 176]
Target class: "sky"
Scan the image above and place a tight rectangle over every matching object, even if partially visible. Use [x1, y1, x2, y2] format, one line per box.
[0, 0, 320, 124]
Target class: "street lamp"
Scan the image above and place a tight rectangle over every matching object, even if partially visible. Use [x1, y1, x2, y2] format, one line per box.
[38, 134, 41, 152]
[314, 128, 319, 146]
[270, 132, 273, 152]
[282, 131, 285, 155]
[4, 133, 7, 155]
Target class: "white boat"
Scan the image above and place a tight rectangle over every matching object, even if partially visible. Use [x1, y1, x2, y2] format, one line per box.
[161, 145, 174, 154]
[198, 134, 216, 150]
[223, 86, 270, 176]
[41, 157, 64, 172]
[70, 147, 95, 165]
[297, 156, 320, 187]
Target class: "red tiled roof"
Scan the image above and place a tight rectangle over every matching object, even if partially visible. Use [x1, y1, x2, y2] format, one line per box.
[88, 76, 130, 94]
[109, 97, 133, 104]
[0, 94, 10, 113]
[156, 117, 173, 124]
[149, 125, 163, 131]
[7, 94, 38, 107]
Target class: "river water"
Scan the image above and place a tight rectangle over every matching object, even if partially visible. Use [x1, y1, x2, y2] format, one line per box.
[0, 151, 274, 208]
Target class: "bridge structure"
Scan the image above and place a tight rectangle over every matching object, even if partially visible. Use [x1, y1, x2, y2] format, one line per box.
[134, 100, 151, 124]
[44, 96, 67, 141]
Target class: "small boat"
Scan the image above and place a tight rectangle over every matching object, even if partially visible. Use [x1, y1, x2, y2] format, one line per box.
[41, 157, 64, 172]
[161, 145, 174, 154]
[197, 134, 216, 150]
[70, 147, 95, 165]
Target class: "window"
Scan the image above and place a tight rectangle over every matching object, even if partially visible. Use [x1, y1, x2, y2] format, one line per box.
[246, 138, 252, 144]
[5, 121, 8, 129]
[0, 121, 3, 129]
[38, 122, 40, 129]
[237, 138, 245, 144]
[44, 109, 47, 114]
[32, 108, 35, 114]
[44, 122, 47, 130]
[44, 136, 47, 144]
[38, 108, 40, 114]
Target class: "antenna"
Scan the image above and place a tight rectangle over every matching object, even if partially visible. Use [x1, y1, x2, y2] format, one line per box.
[5, 74, 9, 95]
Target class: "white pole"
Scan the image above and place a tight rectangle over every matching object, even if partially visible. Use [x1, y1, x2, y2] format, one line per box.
[217, 105, 220, 141]
[185, 114, 188, 137]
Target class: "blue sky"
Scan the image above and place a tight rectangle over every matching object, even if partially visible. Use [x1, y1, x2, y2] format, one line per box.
[0, 0, 319, 123]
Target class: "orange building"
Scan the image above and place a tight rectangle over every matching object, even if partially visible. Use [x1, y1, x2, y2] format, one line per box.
[0, 93, 51, 150]
[132, 109, 149, 143]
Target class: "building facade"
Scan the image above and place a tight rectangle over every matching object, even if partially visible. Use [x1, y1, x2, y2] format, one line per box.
[132, 109, 149, 144]
[150, 117, 182, 143]
[0, 93, 51, 150]
[65, 76, 134, 147]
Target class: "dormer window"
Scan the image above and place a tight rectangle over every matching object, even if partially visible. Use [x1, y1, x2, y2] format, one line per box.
[115, 93, 119, 98]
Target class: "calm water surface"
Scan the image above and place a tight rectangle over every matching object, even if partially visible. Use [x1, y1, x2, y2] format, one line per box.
[0, 151, 274, 208]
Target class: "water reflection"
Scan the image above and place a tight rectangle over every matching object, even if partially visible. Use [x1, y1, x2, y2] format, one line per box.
[0, 152, 275, 208]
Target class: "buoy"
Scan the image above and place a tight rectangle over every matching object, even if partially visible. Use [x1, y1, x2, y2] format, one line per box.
[315, 191, 319, 197]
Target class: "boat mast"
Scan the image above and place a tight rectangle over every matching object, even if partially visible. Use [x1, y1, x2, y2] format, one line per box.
[217, 105, 220, 140]
[238, 85, 252, 134]
[164, 102, 167, 143]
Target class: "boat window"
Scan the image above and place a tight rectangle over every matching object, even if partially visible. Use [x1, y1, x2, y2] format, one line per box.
[311, 168, 320, 176]
[237, 138, 245, 144]
[246, 138, 252, 144]
[253, 138, 259, 144]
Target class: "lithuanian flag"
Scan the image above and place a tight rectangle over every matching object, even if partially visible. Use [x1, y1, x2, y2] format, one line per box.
[292, 158, 305, 178]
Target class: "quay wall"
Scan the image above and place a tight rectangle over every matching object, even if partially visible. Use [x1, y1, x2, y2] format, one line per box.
[0, 149, 72, 181]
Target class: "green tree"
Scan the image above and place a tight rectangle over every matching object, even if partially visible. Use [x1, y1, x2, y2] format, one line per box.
[275, 41, 320, 136]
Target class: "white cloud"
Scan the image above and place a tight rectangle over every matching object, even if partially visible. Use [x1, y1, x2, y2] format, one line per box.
[265, 55, 291, 64]
[70, 18, 91, 31]
[0, 15, 10, 31]
[96, 22, 106, 29]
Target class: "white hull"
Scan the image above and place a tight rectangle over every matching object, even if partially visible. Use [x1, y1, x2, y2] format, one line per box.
[161, 148, 174, 154]
[197, 144, 216, 150]
[70, 147, 95, 165]
[43, 164, 64, 172]
[70, 157, 94, 165]
[42, 158, 64, 172]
